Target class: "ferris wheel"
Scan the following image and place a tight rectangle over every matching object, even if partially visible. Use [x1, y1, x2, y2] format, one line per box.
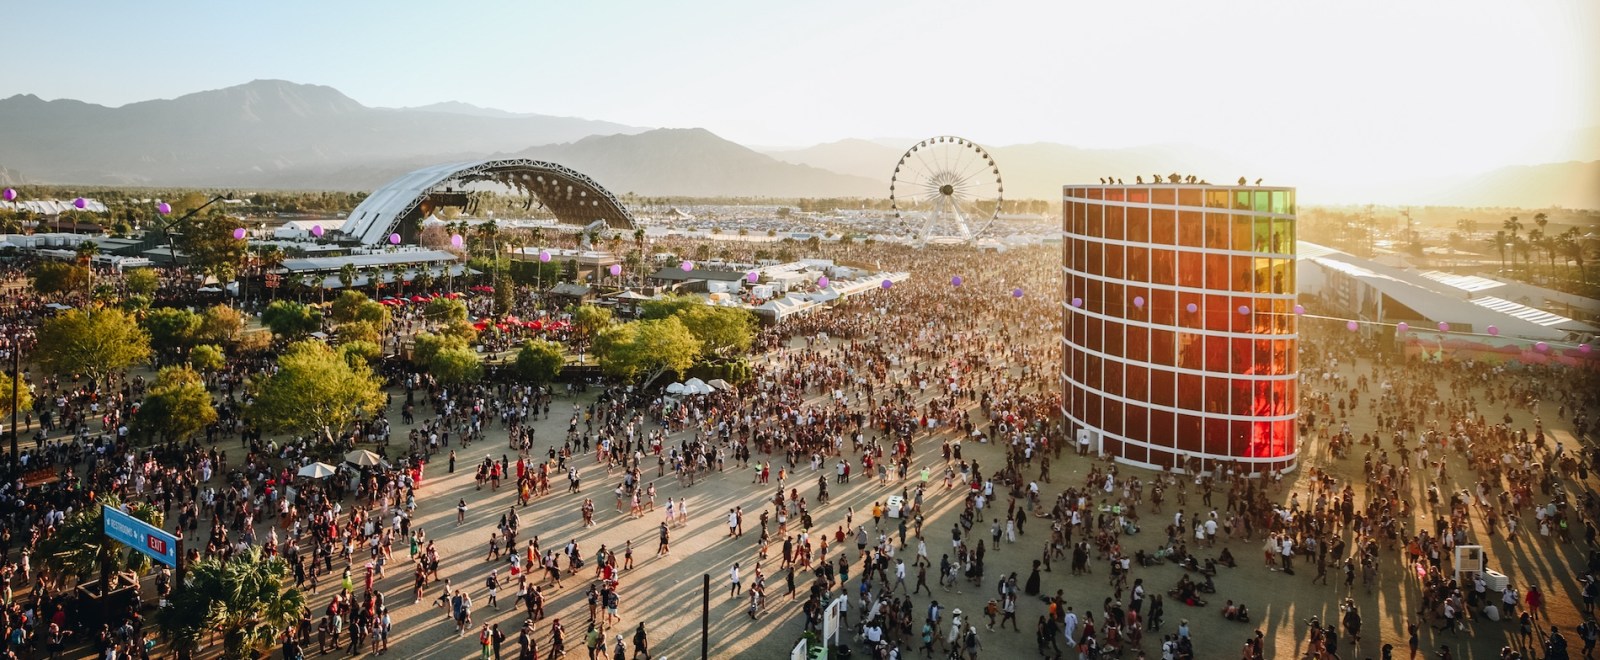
[889, 136, 1003, 245]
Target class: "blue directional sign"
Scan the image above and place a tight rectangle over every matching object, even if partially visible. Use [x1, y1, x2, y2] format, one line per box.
[103, 505, 179, 567]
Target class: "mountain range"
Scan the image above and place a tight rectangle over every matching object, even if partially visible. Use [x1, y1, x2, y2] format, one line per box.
[0, 79, 1594, 209]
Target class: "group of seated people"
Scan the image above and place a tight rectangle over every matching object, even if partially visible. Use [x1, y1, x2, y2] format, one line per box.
[1169, 573, 1213, 606]
[1220, 599, 1251, 622]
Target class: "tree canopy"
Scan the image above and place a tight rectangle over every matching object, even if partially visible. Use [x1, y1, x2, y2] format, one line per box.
[143, 307, 203, 354]
[423, 296, 468, 324]
[189, 344, 226, 372]
[676, 305, 758, 357]
[130, 366, 217, 444]
[261, 300, 322, 339]
[638, 294, 701, 320]
[412, 332, 481, 384]
[515, 339, 565, 385]
[156, 546, 306, 660]
[124, 268, 159, 296]
[35, 307, 151, 382]
[592, 317, 701, 384]
[198, 304, 246, 345]
[247, 340, 385, 445]
[572, 304, 614, 342]
[175, 213, 246, 285]
[0, 374, 31, 421]
[29, 261, 90, 297]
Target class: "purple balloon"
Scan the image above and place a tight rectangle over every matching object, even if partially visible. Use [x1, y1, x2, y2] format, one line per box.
[311, 224, 324, 237]
[1580, 343, 1591, 354]
[818, 276, 830, 288]
[1, 188, 14, 202]
[881, 279, 892, 290]
[1133, 296, 1145, 309]
[951, 276, 963, 287]
[232, 227, 247, 240]
[73, 197, 86, 209]
[1437, 321, 1449, 332]
[746, 272, 759, 284]
[1535, 341, 1549, 352]
[157, 202, 172, 215]
[1486, 325, 1499, 336]
[1293, 304, 1306, 315]
[1396, 322, 1409, 333]
[450, 234, 464, 248]
[1237, 305, 1251, 316]
[389, 233, 401, 245]
[609, 264, 622, 276]
[1347, 320, 1359, 332]
[538, 250, 551, 263]
[1071, 297, 1083, 308]
[1012, 287, 1024, 299]
[681, 260, 694, 272]
[1185, 302, 1198, 313]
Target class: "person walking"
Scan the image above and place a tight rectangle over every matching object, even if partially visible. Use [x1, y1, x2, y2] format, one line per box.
[730, 562, 742, 598]
[631, 623, 650, 660]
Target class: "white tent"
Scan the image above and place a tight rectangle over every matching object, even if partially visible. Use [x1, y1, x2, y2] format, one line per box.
[665, 382, 688, 394]
[683, 378, 714, 395]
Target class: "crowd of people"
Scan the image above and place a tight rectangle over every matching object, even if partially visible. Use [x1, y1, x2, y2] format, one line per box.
[0, 237, 1596, 660]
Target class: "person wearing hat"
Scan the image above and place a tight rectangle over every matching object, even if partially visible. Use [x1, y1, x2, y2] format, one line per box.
[613, 634, 627, 660]
[948, 608, 964, 651]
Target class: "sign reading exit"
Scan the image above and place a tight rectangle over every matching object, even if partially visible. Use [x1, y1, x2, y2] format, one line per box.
[103, 505, 179, 567]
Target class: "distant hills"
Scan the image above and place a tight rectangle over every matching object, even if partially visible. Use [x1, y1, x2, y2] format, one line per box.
[0, 79, 1594, 209]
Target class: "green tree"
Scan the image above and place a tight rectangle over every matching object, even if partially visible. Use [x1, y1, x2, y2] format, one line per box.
[189, 344, 226, 372]
[130, 366, 217, 444]
[429, 345, 483, 384]
[439, 319, 480, 344]
[638, 294, 701, 320]
[339, 340, 383, 366]
[330, 290, 371, 324]
[143, 307, 204, 355]
[36, 307, 151, 384]
[338, 263, 357, 290]
[0, 373, 32, 421]
[156, 547, 306, 660]
[336, 320, 383, 345]
[30, 261, 90, 297]
[39, 495, 164, 589]
[411, 332, 464, 366]
[353, 300, 392, 331]
[176, 213, 247, 285]
[515, 339, 565, 385]
[261, 300, 322, 339]
[424, 296, 468, 325]
[198, 304, 246, 345]
[247, 340, 385, 445]
[124, 268, 159, 296]
[592, 317, 701, 384]
[572, 304, 614, 344]
[493, 282, 515, 316]
[677, 305, 758, 357]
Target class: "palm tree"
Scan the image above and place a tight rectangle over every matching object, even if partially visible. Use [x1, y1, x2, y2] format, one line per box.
[75, 240, 100, 299]
[39, 495, 163, 590]
[157, 546, 306, 660]
[1558, 227, 1588, 283]
[338, 263, 357, 291]
[365, 266, 382, 296]
[1503, 216, 1524, 271]
[1490, 230, 1509, 274]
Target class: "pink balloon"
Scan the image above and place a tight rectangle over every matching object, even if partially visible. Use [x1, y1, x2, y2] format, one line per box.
[1293, 304, 1306, 315]
[746, 272, 759, 284]
[1486, 325, 1499, 336]
[1133, 296, 1145, 309]
[311, 224, 324, 237]
[450, 234, 464, 248]
[1237, 305, 1251, 315]
[951, 276, 963, 287]
[1581, 343, 1591, 354]
[538, 250, 551, 263]
[1535, 342, 1549, 352]
[818, 276, 830, 288]
[1185, 302, 1198, 313]
[389, 233, 401, 245]
[232, 227, 247, 240]
[609, 264, 622, 276]
[157, 202, 172, 215]
[1071, 297, 1083, 308]
[1012, 287, 1024, 299]
[1347, 320, 1359, 332]
[881, 279, 892, 290]
[1437, 322, 1449, 332]
[1396, 322, 1409, 333]
[1, 188, 14, 202]
[681, 260, 694, 271]
[73, 197, 86, 209]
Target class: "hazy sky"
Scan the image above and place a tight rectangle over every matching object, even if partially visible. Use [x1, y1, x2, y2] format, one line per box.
[6, 0, 1597, 190]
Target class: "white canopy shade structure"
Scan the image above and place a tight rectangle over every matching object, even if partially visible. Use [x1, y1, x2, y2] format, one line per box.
[682, 378, 714, 395]
[344, 449, 383, 467]
[665, 382, 688, 394]
[706, 378, 734, 392]
[297, 462, 338, 479]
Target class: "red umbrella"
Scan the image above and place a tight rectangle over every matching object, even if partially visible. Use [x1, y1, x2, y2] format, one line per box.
[410, 295, 426, 303]
[472, 321, 488, 331]
[526, 321, 543, 330]
[446, 292, 461, 299]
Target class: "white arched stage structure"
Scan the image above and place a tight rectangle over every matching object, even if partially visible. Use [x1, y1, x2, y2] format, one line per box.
[341, 159, 639, 246]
